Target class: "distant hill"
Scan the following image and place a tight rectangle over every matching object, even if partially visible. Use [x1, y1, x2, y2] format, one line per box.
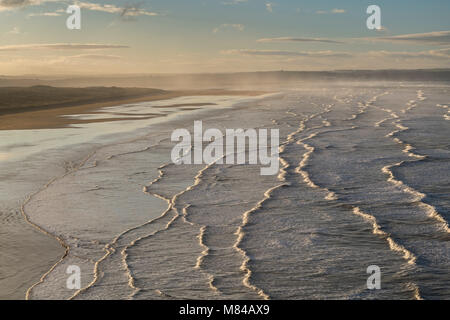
[1, 69, 449, 89]
[0, 86, 167, 115]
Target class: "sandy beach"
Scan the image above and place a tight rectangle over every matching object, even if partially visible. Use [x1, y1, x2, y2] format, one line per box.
[1, 81, 449, 300]
[2, 0, 450, 307]
[0, 88, 268, 299]
[0, 87, 264, 130]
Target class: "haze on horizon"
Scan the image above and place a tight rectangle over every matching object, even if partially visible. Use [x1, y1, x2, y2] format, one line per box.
[0, 0, 449, 76]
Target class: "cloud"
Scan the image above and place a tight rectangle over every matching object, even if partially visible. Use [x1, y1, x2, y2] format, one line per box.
[222, 49, 352, 58]
[222, 48, 450, 61]
[257, 37, 345, 44]
[69, 53, 123, 60]
[0, 0, 34, 8]
[0, 43, 130, 51]
[76, 1, 158, 18]
[265, 2, 273, 13]
[367, 48, 450, 59]
[28, 11, 61, 17]
[6, 26, 21, 34]
[316, 8, 346, 14]
[375, 26, 389, 33]
[258, 31, 450, 48]
[0, 0, 158, 18]
[365, 31, 450, 45]
[0, 0, 58, 11]
[213, 24, 245, 34]
[221, 0, 247, 5]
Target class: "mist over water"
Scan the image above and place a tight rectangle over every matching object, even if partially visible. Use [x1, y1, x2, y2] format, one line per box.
[1, 82, 449, 300]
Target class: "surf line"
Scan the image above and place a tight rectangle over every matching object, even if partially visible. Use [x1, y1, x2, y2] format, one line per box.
[70, 140, 195, 300]
[293, 98, 421, 299]
[176, 141, 276, 297]
[129, 153, 235, 299]
[234, 142, 293, 300]
[234, 102, 335, 300]
[25, 134, 169, 299]
[25, 137, 159, 298]
[293, 99, 363, 203]
[293, 100, 351, 201]
[181, 144, 276, 299]
[233, 114, 315, 300]
[26, 135, 172, 299]
[351, 207, 421, 300]
[383, 91, 450, 233]
[141, 144, 272, 299]
[23, 149, 101, 300]
[436, 104, 450, 121]
[62, 150, 173, 300]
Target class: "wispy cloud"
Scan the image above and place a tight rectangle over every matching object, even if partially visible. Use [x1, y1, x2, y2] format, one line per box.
[0, 0, 59, 11]
[221, 0, 247, 5]
[365, 31, 450, 45]
[6, 26, 21, 34]
[222, 49, 352, 58]
[316, 8, 346, 14]
[222, 48, 450, 61]
[257, 31, 450, 47]
[266, 2, 274, 13]
[0, 43, 130, 51]
[331, 8, 346, 14]
[27, 11, 62, 17]
[257, 37, 345, 44]
[367, 48, 450, 59]
[0, 0, 159, 19]
[69, 53, 123, 60]
[213, 24, 245, 34]
[76, 1, 158, 18]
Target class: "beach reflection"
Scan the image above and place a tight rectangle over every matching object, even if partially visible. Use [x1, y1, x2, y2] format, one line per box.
[0, 95, 252, 163]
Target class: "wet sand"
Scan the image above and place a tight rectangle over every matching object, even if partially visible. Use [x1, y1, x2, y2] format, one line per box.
[2, 83, 449, 300]
[0, 90, 267, 300]
[0, 88, 264, 130]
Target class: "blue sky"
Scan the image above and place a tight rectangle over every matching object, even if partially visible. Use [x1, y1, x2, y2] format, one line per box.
[0, 0, 449, 74]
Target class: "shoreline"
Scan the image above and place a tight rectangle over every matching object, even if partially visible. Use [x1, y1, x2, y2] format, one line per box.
[0, 89, 266, 130]
[0, 92, 272, 299]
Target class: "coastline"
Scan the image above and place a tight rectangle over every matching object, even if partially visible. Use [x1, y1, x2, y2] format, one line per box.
[1, 83, 449, 299]
[0, 91, 272, 300]
[0, 89, 266, 130]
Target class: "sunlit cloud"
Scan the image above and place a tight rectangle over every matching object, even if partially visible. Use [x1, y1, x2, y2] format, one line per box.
[213, 24, 245, 34]
[316, 8, 346, 14]
[222, 48, 450, 60]
[6, 26, 21, 34]
[221, 0, 247, 5]
[367, 48, 450, 59]
[0, 43, 130, 51]
[76, 1, 158, 18]
[27, 11, 62, 17]
[222, 49, 352, 58]
[364, 31, 450, 45]
[69, 53, 123, 60]
[0, 0, 159, 19]
[257, 37, 345, 44]
[0, 0, 59, 11]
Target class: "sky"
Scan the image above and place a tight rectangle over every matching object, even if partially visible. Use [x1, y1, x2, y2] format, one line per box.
[0, 0, 449, 75]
